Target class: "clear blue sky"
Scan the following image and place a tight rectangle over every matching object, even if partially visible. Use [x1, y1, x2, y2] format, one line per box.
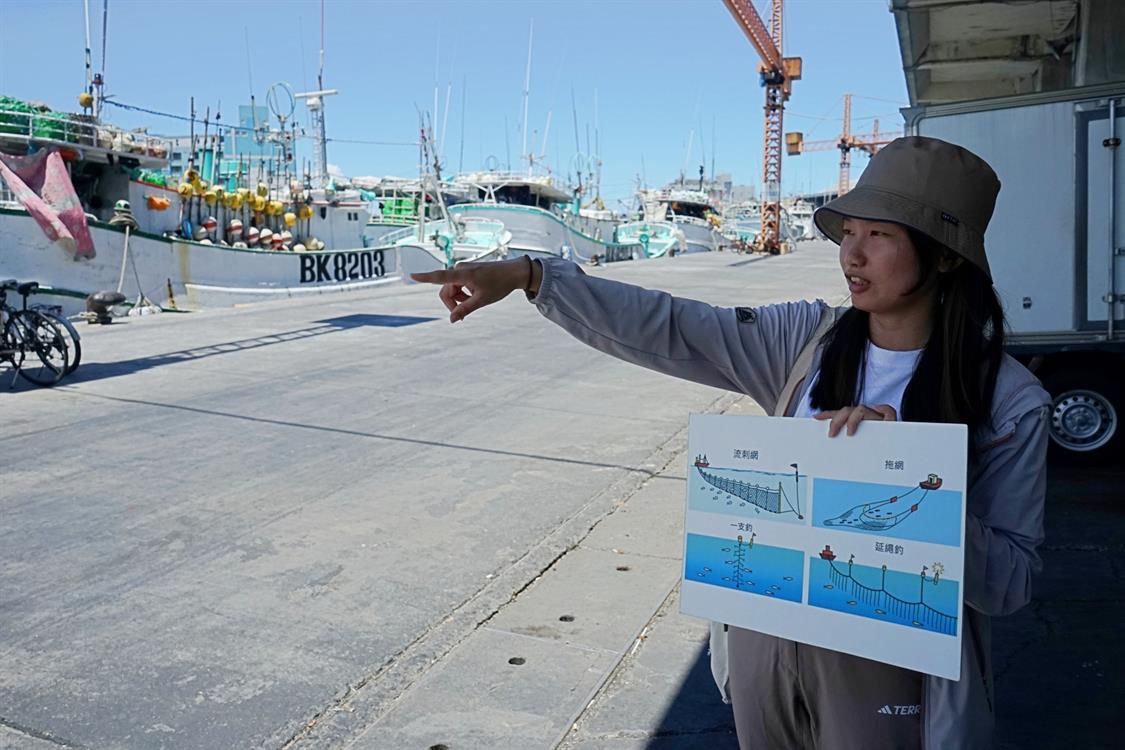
[0, 0, 908, 208]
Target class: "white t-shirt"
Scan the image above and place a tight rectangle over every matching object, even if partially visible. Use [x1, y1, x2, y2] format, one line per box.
[793, 341, 924, 419]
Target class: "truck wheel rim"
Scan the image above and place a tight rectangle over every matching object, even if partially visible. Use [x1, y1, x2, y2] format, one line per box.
[1051, 390, 1116, 451]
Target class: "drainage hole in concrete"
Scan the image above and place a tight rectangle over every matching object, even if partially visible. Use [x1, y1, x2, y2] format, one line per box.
[559, 614, 575, 622]
[508, 657, 526, 665]
[616, 565, 631, 572]
[428, 745, 450, 750]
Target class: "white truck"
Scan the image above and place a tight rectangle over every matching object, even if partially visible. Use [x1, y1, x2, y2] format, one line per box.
[904, 83, 1125, 464]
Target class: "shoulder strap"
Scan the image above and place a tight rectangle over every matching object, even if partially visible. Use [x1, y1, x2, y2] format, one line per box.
[773, 305, 843, 417]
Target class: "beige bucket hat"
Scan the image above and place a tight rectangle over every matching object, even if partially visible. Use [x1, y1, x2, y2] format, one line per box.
[813, 136, 1000, 279]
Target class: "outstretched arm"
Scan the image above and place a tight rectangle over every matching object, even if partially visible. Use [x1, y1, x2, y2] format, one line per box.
[413, 257, 827, 411]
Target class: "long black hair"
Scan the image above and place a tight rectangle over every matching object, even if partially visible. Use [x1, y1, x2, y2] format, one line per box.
[809, 229, 1005, 435]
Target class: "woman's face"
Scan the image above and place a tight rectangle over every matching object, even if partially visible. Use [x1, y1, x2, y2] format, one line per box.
[839, 217, 930, 317]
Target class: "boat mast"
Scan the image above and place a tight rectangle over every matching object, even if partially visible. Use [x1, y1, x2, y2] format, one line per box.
[294, 0, 337, 187]
[458, 74, 466, 174]
[83, 0, 93, 110]
[520, 20, 533, 175]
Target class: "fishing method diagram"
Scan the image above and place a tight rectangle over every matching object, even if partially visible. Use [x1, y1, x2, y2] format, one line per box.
[680, 414, 968, 680]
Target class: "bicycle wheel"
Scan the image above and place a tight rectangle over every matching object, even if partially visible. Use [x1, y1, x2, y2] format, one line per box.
[0, 318, 26, 378]
[12, 311, 70, 386]
[39, 311, 81, 373]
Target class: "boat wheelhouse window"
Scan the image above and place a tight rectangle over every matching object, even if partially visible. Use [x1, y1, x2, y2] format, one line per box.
[669, 201, 709, 220]
[320, 206, 328, 220]
[493, 184, 553, 209]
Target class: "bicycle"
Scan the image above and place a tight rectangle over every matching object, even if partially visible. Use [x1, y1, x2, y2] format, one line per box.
[29, 303, 81, 374]
[0, 280, 72, 387]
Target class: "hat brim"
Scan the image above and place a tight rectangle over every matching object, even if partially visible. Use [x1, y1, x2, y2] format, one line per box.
[813, 186, 991, 279]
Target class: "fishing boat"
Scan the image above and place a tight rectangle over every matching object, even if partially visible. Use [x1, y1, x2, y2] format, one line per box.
[613, 220, 686, 258]
[0, 96, 441, 316]
[785, 199, 817, 241]
[721, 201, 762, 245]
[638, 187, 723, 253]
[356, 175, 473, 248]
[447, 171, 644, 264]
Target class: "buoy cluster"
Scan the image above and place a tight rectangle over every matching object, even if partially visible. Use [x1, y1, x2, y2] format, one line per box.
[173, 170, 325, 251]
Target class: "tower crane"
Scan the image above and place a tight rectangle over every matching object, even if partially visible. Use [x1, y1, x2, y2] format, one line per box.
[785, 93, 899, 196]
[721, 0, 801, 253]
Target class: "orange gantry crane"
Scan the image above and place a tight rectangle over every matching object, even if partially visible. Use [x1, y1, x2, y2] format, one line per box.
[722, 0, 801, 253]
[785, 93, 899, 196]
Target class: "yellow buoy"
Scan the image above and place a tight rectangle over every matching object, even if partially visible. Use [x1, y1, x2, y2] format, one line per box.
[267, 200, 284, 216]
[78, 92, 94, 109]
[256, 182, 269, 197]
[251, 194, 267, 212]
[298, 204, 313, 220]
[203, 189, 218, 205]
[177, 182, 194, 198]
[283, 211, 297, 227]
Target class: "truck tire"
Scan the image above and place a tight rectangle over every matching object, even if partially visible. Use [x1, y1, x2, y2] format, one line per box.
[1041, 370, 1123, 465]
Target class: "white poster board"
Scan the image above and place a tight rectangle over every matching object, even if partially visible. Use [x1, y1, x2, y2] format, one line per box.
[680, 414, 967, 680]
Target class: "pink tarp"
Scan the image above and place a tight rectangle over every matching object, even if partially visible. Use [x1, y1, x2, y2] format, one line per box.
[0, 149, 95, 258]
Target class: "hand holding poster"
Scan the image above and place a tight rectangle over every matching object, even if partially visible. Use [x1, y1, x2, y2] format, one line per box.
[681, 414, 967, 680]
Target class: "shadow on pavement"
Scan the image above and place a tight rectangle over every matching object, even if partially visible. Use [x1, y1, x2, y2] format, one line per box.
[2, 313, 438, 389]
[643, 642, 739, 749]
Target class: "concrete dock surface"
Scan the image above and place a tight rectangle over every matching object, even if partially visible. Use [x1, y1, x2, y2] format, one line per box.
[1, 243, 1121, 749]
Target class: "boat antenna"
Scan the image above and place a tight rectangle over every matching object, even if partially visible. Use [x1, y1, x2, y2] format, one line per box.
[188, 97, 196, 172]
[96, 0, 107, 116]
[570, 86, 582, 193]
[520, 19, 533, 174]
[699, 114, 706, 188]
[682, 129, 694, 183]
[439, 81, 452, 164]
[711, 114, 716, 184]
[432, 29, 440, 157]
[458, 74, 466, 174]
[593, 87, 601, 201]
[83, 0, 93, 109]
[294, 0, 336, 187]
[538, 110, 552, 169]
[585, 122, 592, 192]
[504, 114, 511, 172]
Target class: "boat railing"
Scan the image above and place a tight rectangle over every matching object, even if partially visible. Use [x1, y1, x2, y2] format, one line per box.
[0, 106, 171, 164]
[670, 214, 713, 228]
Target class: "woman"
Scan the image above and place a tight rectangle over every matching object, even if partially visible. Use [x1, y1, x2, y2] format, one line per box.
[414, 137, 1050, 749]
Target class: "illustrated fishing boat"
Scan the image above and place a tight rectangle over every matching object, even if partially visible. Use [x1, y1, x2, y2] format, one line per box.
[818, 545, 837, 561]
[920, 473, 943, 490]
[693, 454, 710, 468]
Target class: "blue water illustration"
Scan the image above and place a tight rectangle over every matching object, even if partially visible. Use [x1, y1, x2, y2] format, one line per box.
[688, 465, 809, 526]
[807, 557, 959, 636]
[811, 478, 962, 546]
[684, 532, 804, 602]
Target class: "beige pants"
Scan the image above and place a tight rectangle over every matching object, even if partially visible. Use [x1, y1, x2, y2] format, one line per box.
[728, 626, 923, 750]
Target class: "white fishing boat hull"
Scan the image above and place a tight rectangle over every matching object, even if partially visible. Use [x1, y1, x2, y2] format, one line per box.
[0, 207, 443, 316]
[448, 204, 643, 264]
[673, 219, 722, 253]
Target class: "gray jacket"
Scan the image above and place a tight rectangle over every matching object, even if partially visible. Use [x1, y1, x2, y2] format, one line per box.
[531, 258, 1051, 750]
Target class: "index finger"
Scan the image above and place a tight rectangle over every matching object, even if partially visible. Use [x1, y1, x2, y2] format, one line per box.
[411, 269, 467, 285]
